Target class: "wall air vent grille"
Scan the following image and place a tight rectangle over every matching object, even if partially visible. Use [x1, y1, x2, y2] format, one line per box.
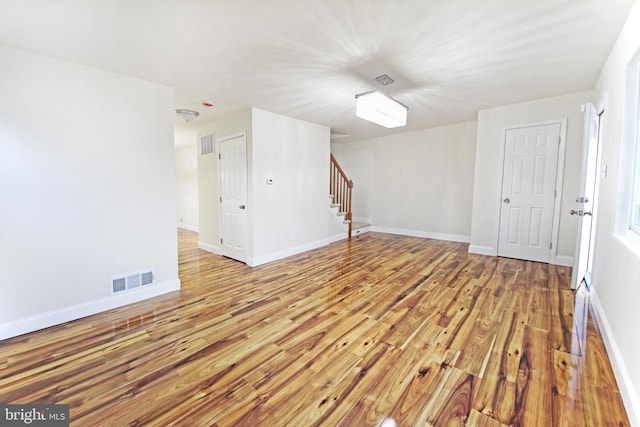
[110, 269, 155, 295]
[141, 271, 154, 286]
[127, 274, 141, 289]
[112, 277, 126, 294]
[200, 133, 214, 156]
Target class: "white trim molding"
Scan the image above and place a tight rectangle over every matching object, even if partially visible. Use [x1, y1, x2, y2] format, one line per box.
[468, 245, 497, 256]
[370, 226, 470, 243]
[198, 241, 221, 255]
[326, 232, 349, 244]
[247, 234, 347, 267]
[0, 279, 181, 341]
[178, 223, 199, 232]
[468, 245, 574, 266]
[551, 254, 574, 267]
[590, 288, 640, 427]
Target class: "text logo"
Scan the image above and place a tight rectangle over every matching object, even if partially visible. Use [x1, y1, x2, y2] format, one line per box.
[0, 405, 69, 426]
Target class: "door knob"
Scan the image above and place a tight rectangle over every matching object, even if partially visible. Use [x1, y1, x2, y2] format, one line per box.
[503, 198, 510, 203]
[239, 204, 246, 210]
[570, 209, 584, 216]
[584, 211, 592, 216]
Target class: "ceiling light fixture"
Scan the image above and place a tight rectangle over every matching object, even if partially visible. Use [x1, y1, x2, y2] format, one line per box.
[355, 91, 408, 128]
[175, 109, 200, 122]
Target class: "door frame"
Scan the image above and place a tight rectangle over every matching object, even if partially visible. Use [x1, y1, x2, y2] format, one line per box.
[571, 101, 606, 289]
[217, 131, 248, 263]
[494, 118, 568, 263]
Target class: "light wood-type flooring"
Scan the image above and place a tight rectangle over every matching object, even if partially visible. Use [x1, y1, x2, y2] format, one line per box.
[0, 230, 630, 426]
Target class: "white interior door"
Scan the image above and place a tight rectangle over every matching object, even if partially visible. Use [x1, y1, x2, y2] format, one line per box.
[219, 133, 248, 263]
[498, 123, 561, 263]
[570, 104, 601, 289]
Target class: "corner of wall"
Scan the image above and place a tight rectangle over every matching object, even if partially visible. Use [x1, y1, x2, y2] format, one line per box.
[198, 241, 221, 255]
[551, 254, 574, 267]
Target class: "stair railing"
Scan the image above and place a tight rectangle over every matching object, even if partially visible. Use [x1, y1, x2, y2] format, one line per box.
[330, 153, 353, 238]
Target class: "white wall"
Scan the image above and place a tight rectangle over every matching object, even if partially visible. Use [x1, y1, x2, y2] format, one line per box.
[469, 91, 593, 260]
[332, 121, 477, 242]
[250, 108, 331, 265]
[0, 46, 179, 339]
[196, 108, 332, 264]
[330, 139, 375, 224]
[175, 136, 199, 232]
[590, 0, 640, 423]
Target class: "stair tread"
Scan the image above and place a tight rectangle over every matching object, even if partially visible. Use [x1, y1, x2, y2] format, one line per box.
[352, 221, 371, 230]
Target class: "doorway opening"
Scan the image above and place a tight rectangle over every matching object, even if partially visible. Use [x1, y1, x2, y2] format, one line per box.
[571, 104, 604, 290]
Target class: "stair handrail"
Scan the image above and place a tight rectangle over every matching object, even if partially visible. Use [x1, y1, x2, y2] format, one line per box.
[330, 153, 353, 238]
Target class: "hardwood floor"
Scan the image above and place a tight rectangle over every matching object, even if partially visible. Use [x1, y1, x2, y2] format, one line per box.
[0, 230, 629, 426]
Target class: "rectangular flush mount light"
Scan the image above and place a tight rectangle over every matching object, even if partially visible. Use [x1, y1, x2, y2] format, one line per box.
[355, 91, 408, 128]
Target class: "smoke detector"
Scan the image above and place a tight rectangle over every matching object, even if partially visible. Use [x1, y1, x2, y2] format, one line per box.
[375, 74, 395, 86]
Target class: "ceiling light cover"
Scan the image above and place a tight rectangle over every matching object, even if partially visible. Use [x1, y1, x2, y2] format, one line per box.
[175, 109, 200, 122]
[355, 91, 407, 128]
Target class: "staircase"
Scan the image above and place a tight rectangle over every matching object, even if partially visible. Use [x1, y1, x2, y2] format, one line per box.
[330, 153, 353, 237]
[329, 194, 349, 234]
[330, 154, 371, 238]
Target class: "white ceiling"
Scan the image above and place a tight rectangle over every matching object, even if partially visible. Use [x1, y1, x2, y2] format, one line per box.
[0, 0, 635, 142]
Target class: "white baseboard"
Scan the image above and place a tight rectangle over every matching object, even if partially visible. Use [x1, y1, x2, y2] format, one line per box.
[0, 279, 181, 341]
[370, 226, 470, 244]
[351, 226, 370, 236]
[468, 245, 497, 256]
[326, 232, 349, 244]
[178, 223, 199, 232]
[247, 234, 347, 267]
[551, 254, 574, 267]
[590, 289, 640, 427]
[198, 241, 221, 254]
[467, 246, 575, 267]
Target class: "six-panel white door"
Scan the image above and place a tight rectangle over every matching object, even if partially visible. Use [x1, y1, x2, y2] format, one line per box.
[219, 133, 248, 263]
[498, 124, 561, 263]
